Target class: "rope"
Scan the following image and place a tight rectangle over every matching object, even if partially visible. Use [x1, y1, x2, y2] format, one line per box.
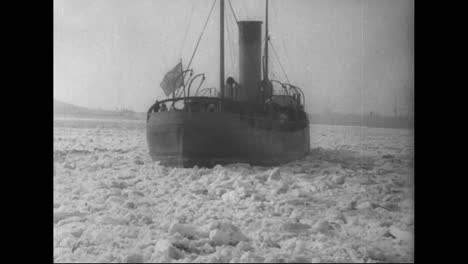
[176, 86, 184, 97]
[269, 40, 290, 84]
[237, 1, 246, 19]
[186, 0, 217, 71]
[225, 12, 235, 75]
[179, 1, 196, 58]
[228, 0, 238, 24]
[281, 37, 290, 68]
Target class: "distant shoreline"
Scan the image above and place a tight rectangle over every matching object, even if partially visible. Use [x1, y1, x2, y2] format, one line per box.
[54, 99, 413, 130]
[54, 112, 413, 130]
[308, 113, 413, 129]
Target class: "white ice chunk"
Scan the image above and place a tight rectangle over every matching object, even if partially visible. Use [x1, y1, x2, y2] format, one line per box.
[152, 239, 184, 261]
[267, 167, 281, 181]
[209, 222, 249, 246]
[124, 253, 143, 263]
[389, 226, 413, 242]
[222, 190, 241, 204]
[169, 222, 204, 239]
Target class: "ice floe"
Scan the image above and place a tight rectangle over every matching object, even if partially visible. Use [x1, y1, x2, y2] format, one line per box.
[54, 119, 414, 262]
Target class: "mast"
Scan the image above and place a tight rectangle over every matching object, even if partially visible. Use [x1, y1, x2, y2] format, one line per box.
[264, 0, 269, 81]
[220, 0, 225, 98]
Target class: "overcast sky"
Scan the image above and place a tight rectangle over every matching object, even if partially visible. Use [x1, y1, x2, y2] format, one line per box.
[54, 0, 413, 116]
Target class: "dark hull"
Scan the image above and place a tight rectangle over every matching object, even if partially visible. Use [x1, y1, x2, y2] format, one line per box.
[147, 111, 310, 167]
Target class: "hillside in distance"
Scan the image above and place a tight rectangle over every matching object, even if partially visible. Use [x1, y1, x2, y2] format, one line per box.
[307, 112, 413, 129]
[53, 99, 412, 129]
[53, 99, 145, 119]
[54, 99, 94, 115]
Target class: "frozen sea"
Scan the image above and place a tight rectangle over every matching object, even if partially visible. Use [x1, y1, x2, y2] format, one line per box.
[53, 117, 414, 263]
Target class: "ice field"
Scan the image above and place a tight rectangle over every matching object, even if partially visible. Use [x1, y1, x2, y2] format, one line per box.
[53, 117, 414, 263]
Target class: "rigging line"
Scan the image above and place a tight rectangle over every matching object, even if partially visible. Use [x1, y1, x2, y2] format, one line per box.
[271, 0, 290, 73]
[228, 0, 238, 24]
[225, 10, 235, 74]
[269, 40, 290, 84]
[230, 10, 238, 78]
[225, 19, 232, 73]
[281, 37, 289, 69]
[237, 2, 246, 20]
[179, 1, 196, 58]
[186, 0, 217, 71]
[176, 85, 185, 97]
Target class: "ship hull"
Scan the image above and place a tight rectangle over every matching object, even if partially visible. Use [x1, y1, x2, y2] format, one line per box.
[147, 111, 310, 167]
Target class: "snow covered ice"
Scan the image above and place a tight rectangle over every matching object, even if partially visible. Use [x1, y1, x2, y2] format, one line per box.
[54, 117, 414, 263]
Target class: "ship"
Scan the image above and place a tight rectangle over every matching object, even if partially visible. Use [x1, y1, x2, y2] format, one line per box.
[147, 0, 310, 168]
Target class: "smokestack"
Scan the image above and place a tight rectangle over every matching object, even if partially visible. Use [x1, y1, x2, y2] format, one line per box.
[238, 21, 262, 103]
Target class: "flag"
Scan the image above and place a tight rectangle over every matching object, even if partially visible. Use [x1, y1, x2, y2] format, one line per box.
[160, 62, 184, 96]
